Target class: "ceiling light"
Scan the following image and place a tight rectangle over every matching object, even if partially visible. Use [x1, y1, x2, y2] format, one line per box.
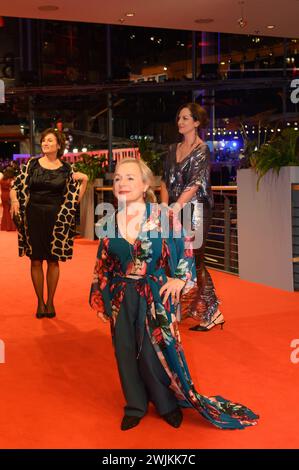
[237, 1, 247, 28]
[194, 18, 214, 24]
[38, 5, 59, 11]
[267, 25, 275, 29]
[125, 12, 135, 17]
[238, 18, 247, 28]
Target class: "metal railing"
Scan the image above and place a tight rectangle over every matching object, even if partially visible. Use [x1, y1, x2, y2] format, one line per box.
[292, 184, 299, 291]
[13, 147, 140, 164]
[63, 147, 140, 164]
[206, 186, 238, 274]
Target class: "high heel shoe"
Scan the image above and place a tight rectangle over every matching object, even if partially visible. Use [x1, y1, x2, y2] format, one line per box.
[189, 313, 225, 332]
[45, 304, 56, 318]
[121, 415, 141, 431]
[45, 311, 56, 318]
[36, 311, 46, 319]
[162, 407, 183, 428]
[35, 303, 46, 319]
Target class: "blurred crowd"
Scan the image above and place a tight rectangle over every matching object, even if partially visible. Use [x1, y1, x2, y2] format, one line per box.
[0, 159, 20, 231]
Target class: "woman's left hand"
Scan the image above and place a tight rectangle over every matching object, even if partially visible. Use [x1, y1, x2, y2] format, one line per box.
[159, 277, 185, 305]
[72, 171, 88, 182]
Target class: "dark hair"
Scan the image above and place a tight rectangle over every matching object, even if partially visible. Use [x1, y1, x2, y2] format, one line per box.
[176, 103, 209, 129]
[40, 128, 66, 158]
[3, 167, 15, 179]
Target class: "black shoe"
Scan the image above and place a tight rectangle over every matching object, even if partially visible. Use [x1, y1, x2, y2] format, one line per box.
[189, 313, 225, 331]
[121, 415, 141, 431]
[36, 312, 46, 319]
[45, 304, 56, 318]
[162, 407, 183, 428]
[36, 303, 46, 319]
[45, 311, 56, 318]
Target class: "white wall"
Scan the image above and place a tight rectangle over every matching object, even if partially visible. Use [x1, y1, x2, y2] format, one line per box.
[237, 167, 299, 291]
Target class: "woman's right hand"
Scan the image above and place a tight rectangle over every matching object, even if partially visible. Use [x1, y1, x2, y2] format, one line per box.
[10, 200, 20, 216]
[97, 311, 109, 323]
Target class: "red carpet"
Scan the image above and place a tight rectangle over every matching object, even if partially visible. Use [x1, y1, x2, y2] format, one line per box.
[0, 231, 299, 449]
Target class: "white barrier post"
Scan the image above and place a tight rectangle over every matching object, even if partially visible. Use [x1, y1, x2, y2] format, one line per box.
[0, 79, 5, 104]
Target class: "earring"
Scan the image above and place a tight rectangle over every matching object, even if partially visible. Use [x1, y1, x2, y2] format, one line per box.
[143, 191, 146, 199]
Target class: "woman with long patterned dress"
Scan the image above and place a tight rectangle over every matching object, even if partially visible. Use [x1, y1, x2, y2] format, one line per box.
[10, 128, 88, 319]
[161, 103, 224, 331]
[89, 158, 258, 431]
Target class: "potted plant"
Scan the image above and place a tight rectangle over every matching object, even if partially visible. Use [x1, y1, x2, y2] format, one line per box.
[138, 138, 167, 185]
[237, 126, 299, 291]
[73, 153, 106, 186]
[73, 153, 107, 240]
[249, 128, 299, 189]
[238, 121, 269, 171]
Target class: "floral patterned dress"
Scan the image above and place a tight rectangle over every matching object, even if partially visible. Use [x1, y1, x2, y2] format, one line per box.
[90, 203, 259, 429]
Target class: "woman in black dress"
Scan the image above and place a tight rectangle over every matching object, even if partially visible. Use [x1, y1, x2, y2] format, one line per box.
[161, 103, 224, 331]
[10, 128, 88, 318]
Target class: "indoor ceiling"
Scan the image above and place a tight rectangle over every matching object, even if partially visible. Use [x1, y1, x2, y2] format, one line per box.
[1, 0, 299, 38]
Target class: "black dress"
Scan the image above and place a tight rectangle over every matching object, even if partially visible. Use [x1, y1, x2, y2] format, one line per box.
[162, 143, 219, 323]
[26, 161, 69, 261]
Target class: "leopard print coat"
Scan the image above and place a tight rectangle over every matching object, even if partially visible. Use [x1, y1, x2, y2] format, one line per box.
[12, 157, 80, 261]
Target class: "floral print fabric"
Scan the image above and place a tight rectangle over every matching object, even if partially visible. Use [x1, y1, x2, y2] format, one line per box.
[90, 203, 259, 429]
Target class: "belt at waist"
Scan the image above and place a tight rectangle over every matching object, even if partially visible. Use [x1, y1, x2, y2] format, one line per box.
[111, 273, 160, 284]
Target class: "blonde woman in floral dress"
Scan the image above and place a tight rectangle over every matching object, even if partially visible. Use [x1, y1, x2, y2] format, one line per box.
[90, 158, 259, 431]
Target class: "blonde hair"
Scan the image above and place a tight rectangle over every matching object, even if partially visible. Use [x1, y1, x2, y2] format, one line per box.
[114, 158, 157, 203]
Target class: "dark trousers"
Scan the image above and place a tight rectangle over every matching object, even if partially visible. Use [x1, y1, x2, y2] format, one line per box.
[114, 281, 177, 417]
